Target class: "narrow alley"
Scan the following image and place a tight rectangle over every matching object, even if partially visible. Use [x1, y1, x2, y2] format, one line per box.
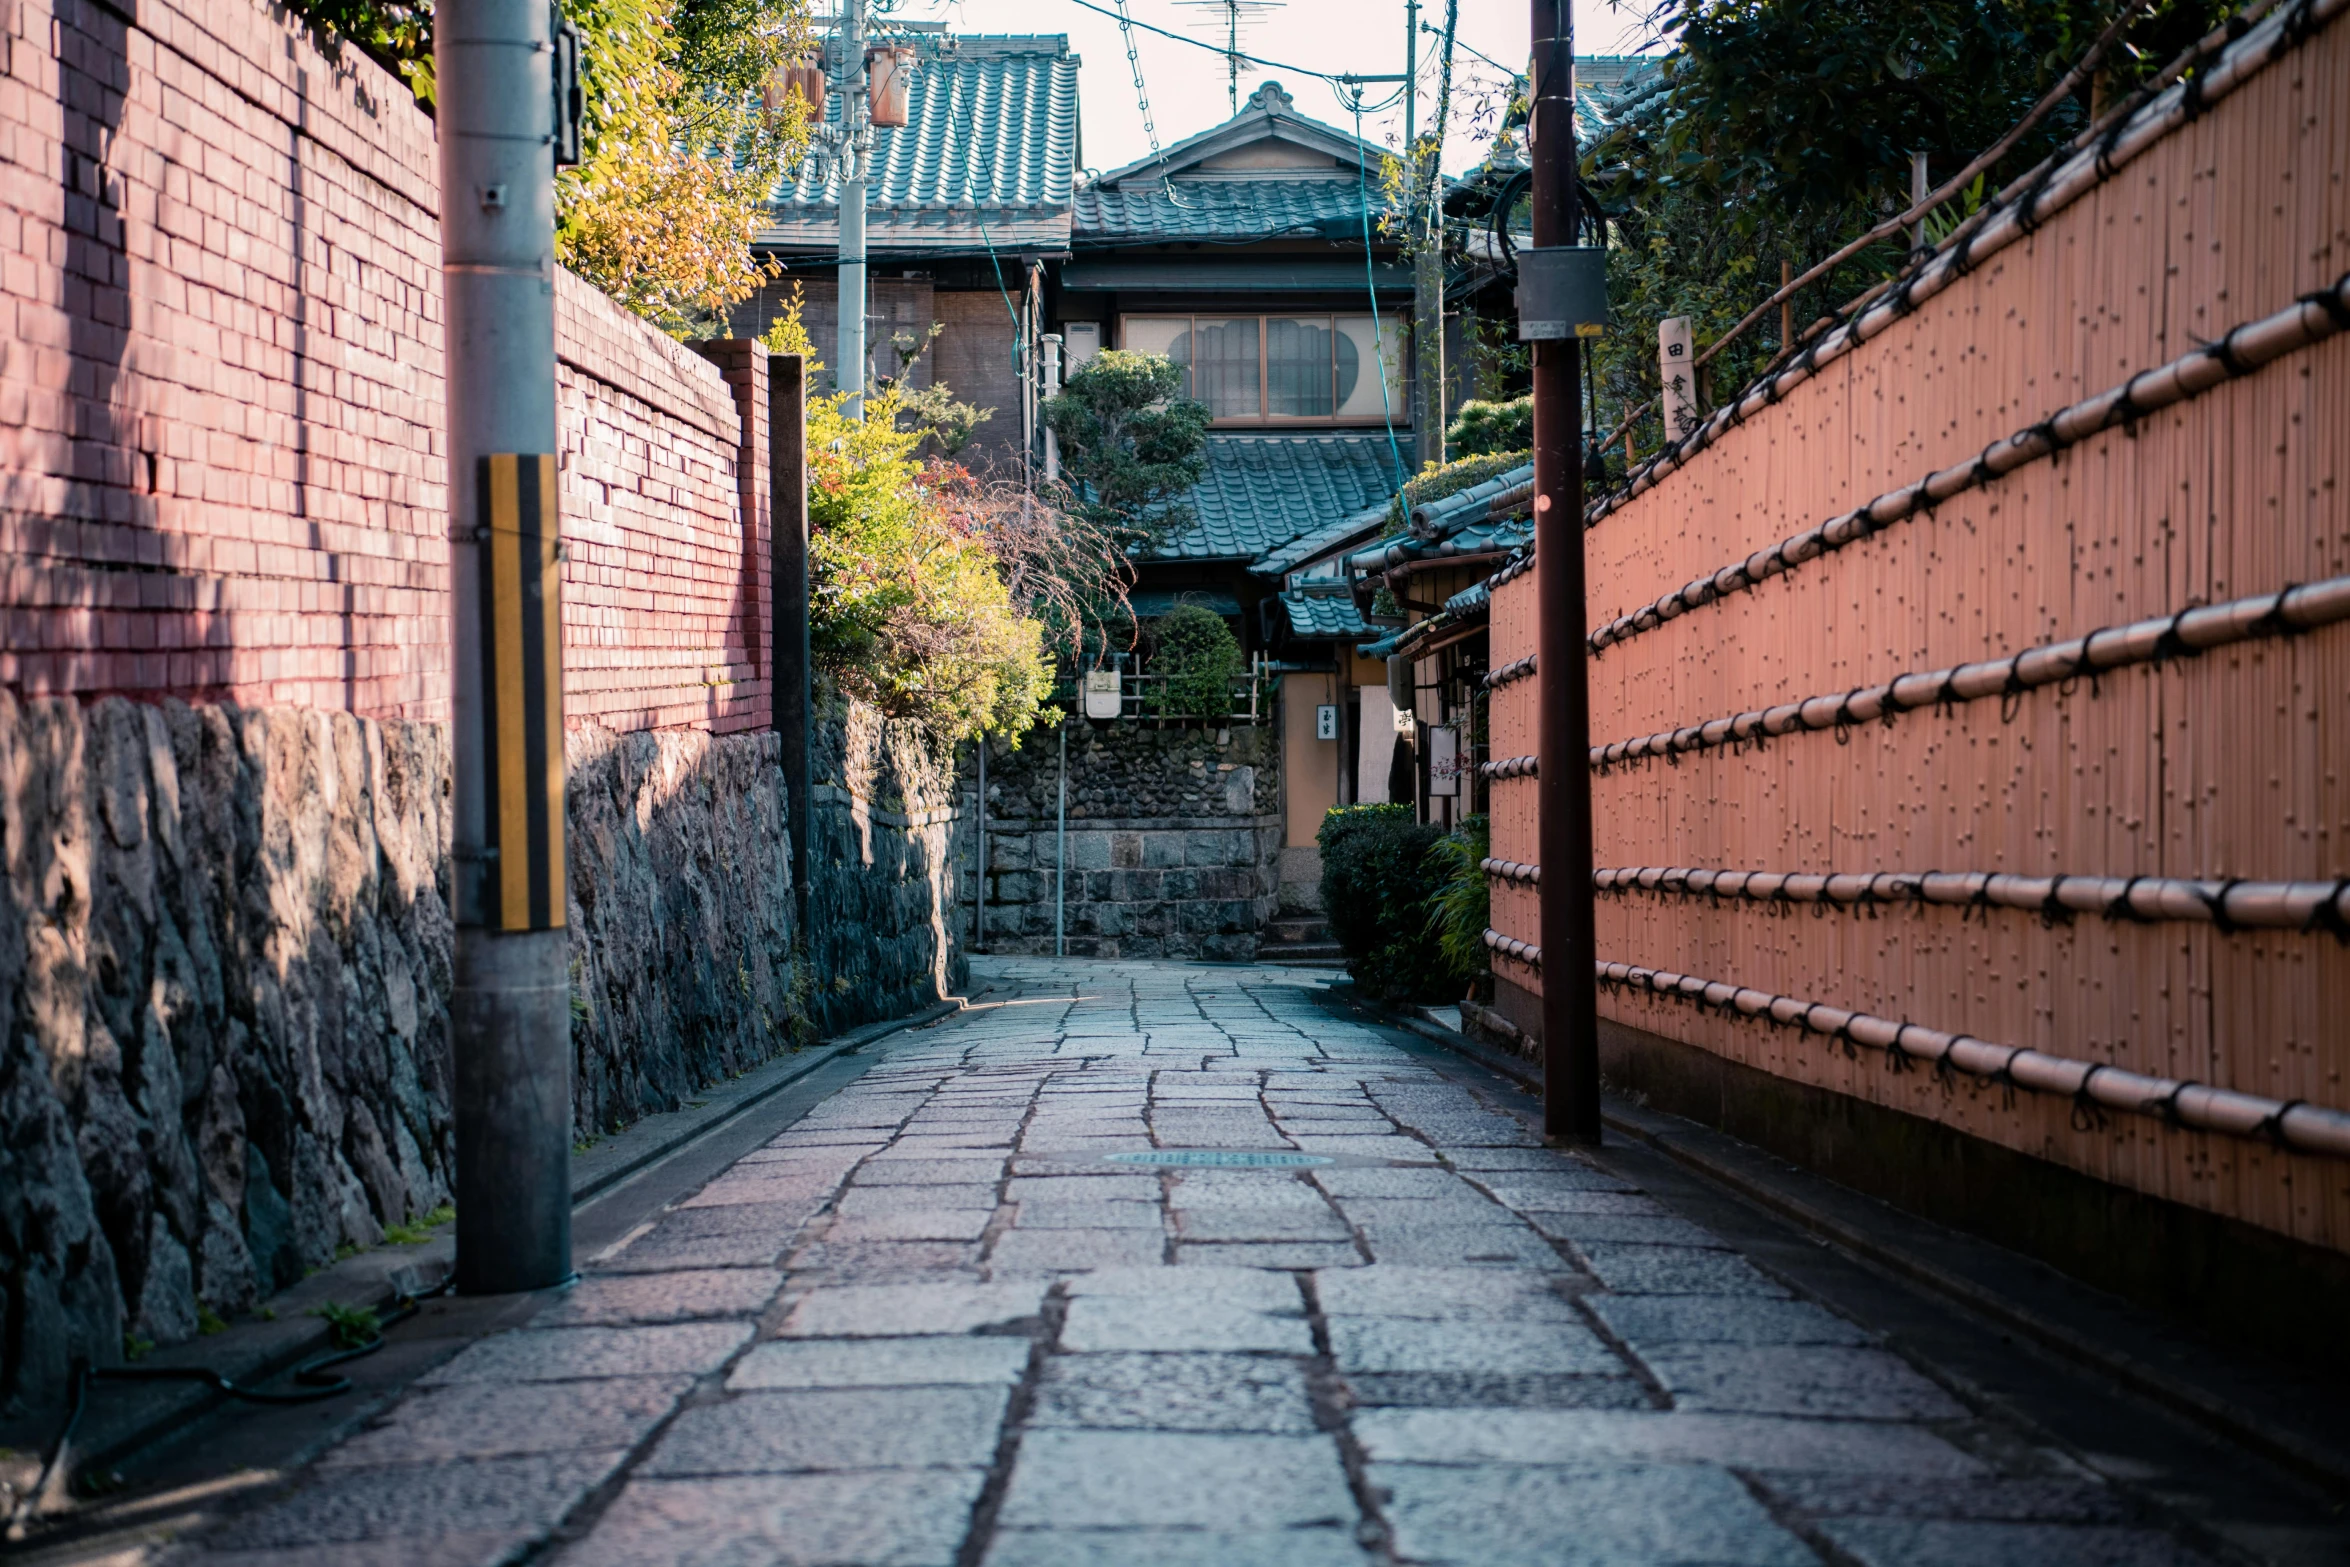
[123, 959, 2330, 1567]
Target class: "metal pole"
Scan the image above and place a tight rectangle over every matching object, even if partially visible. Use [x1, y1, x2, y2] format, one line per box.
[838, 0, 869, 419]
[1040, 334, 1063, 483]
[438, 0, 572, 1291]
[1055, 719, 1067, 957]
[972, 737, 986, 951]
[770, 354, 812, 936]
[1531, 0, 1601, 1145]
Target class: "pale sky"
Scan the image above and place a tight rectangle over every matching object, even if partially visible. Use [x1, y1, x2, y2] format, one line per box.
[906, 0, 1660, 178]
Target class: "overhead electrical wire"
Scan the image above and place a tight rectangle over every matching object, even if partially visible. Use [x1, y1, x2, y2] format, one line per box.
[1060, 0, 1349, 82]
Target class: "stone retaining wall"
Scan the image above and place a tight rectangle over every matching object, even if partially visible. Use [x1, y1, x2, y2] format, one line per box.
[972, 723, 1280, 961]
[0, 692, 960, 1418]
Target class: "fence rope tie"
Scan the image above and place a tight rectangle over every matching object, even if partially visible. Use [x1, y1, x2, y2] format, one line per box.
[1506, 863, 2350, 934]
[1573, 269, 2350, 662]
[1586, 961, 2350, 1159]
[2071, 1065, 2112, 1132]
[1482, 654, 1537, 692]
[1576, 572, 2350, 772]
[2305, 880, 2350, 943]
[1578, 0, 2342, 531]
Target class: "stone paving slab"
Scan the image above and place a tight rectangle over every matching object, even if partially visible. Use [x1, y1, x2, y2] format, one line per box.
[566, 1470, 986, 1566]
[168, 958, 2231, 1567]
[419, 1322, 752, 1385]
[997, 1430, 1356, 1530]
[319, 1376, 694, 1467]
[642, 1385, 1010, 1473]
[777, 1281, 1048, 1337]
[534, 1269, 785, 1326]
[1028, 1352, 1320, 1433]
[1373, 1460, 1819, 1567]
[728, 1335, 1034, 1390]
[982, 1526, 1371, 1566]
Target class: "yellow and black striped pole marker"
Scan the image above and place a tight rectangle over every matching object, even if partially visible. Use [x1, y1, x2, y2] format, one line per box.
[476, 453, 566, 931]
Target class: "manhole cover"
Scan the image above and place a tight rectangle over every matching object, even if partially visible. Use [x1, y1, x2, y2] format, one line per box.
[1106, 1149, 1334, 1169]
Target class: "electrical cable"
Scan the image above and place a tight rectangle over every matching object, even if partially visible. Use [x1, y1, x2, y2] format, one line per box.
[1107, 0, 1194, 210]
[1060, 0, 1347, 82]
[938, 56, 1024, 361]
[6, 1276, 455, 1540]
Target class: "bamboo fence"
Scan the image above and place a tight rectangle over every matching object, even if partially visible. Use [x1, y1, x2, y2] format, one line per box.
[1484, 9, 2350, 1253]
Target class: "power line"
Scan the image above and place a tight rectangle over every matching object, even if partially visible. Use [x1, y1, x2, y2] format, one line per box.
[1059, 0, 1352, 83]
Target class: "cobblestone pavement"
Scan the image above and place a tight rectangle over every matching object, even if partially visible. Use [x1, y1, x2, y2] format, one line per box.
[170, 959, 2229, 1566]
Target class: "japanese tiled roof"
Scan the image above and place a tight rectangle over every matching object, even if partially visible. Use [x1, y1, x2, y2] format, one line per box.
[1279, 589, 1381, 641]
[1348, 462, 1536, 572]
[1249, 500, 1393, 578]
[1152, 434, 1406, 562]
[760, 36, 1078, 252]
[1073, 180, 1398, 244]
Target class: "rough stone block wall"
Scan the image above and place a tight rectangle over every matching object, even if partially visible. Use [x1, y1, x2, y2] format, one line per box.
[0, 692, 962, 1416]
[972, 722, 1281, 961]
[806, 699, 971, 1035]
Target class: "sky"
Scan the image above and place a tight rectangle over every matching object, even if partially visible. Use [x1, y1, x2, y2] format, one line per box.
[901, 0, 1661, 178]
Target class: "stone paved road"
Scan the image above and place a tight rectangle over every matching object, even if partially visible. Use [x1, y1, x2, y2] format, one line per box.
[170, 959, 2228, 1566]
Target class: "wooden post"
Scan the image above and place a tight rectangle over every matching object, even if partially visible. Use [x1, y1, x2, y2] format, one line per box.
[1781, 259, 1794, 354]
[769, 353, 812, 935]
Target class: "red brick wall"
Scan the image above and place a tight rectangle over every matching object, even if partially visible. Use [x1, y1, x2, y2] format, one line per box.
[0, 0, 768, 734]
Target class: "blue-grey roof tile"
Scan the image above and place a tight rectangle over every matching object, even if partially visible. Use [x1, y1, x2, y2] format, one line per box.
[1250, 501, 1391, 578]
[1074, 180, 1398, 243]
[762, 36, 1077, 251]
[1279, 590, 1381, 641]
[1153, 435, 1405, 562]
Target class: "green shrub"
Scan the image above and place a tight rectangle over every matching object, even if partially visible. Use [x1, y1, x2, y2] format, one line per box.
[1148, 605, 1245, 720]
[1424, 813, 1490, 986]
[1447, 398, 1532, 458]
[1317, 805, 1451, 1003]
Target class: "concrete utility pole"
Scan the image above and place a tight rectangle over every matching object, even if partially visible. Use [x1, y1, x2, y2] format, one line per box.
[839, 0, 870, 419]
[437, 0, 573, 1291]
[1529, 0, 1602, 1145]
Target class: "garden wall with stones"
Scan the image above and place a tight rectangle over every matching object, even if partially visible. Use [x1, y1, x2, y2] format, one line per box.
[0, 693, 963, 1419]
[971, 721, 1281, 961]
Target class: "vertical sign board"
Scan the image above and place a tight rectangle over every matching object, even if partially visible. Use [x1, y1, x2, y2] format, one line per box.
[475, 454, 566, 931]
[1428, 724, 1459, 797]
[1658, 316, 1697, 442]
[1315, 703, 1339, 741]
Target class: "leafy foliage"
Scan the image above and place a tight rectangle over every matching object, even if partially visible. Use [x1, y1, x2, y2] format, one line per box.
[284, 0, 809, 334]
[1382, 449, 1529, 535]
[1578, 0, 2243, 454]
[1423, 813, 1490, 986]
[764, 294, 1054, 741]
[1317, 805, 1452, 1003]
[1446, 398, 1532, 459]
[1041, 352, 1213, 549]
[1145, 606, 1245, 720]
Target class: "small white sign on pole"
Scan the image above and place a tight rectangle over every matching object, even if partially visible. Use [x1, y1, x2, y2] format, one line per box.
[1428, 725, 1460, 797]
[1659, 316, 1698, 441]
[1315, 703, 1339, 741]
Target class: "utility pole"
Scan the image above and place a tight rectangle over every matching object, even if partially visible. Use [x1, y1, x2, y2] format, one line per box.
[1415, 2, 1457, 469]
[438, 0, 573, 1291]
[1529, 0, 1601, 1144]
[838, 0, 869, 419]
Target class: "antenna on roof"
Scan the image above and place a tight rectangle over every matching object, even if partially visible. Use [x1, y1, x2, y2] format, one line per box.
[1173, 0, 1285, 115]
